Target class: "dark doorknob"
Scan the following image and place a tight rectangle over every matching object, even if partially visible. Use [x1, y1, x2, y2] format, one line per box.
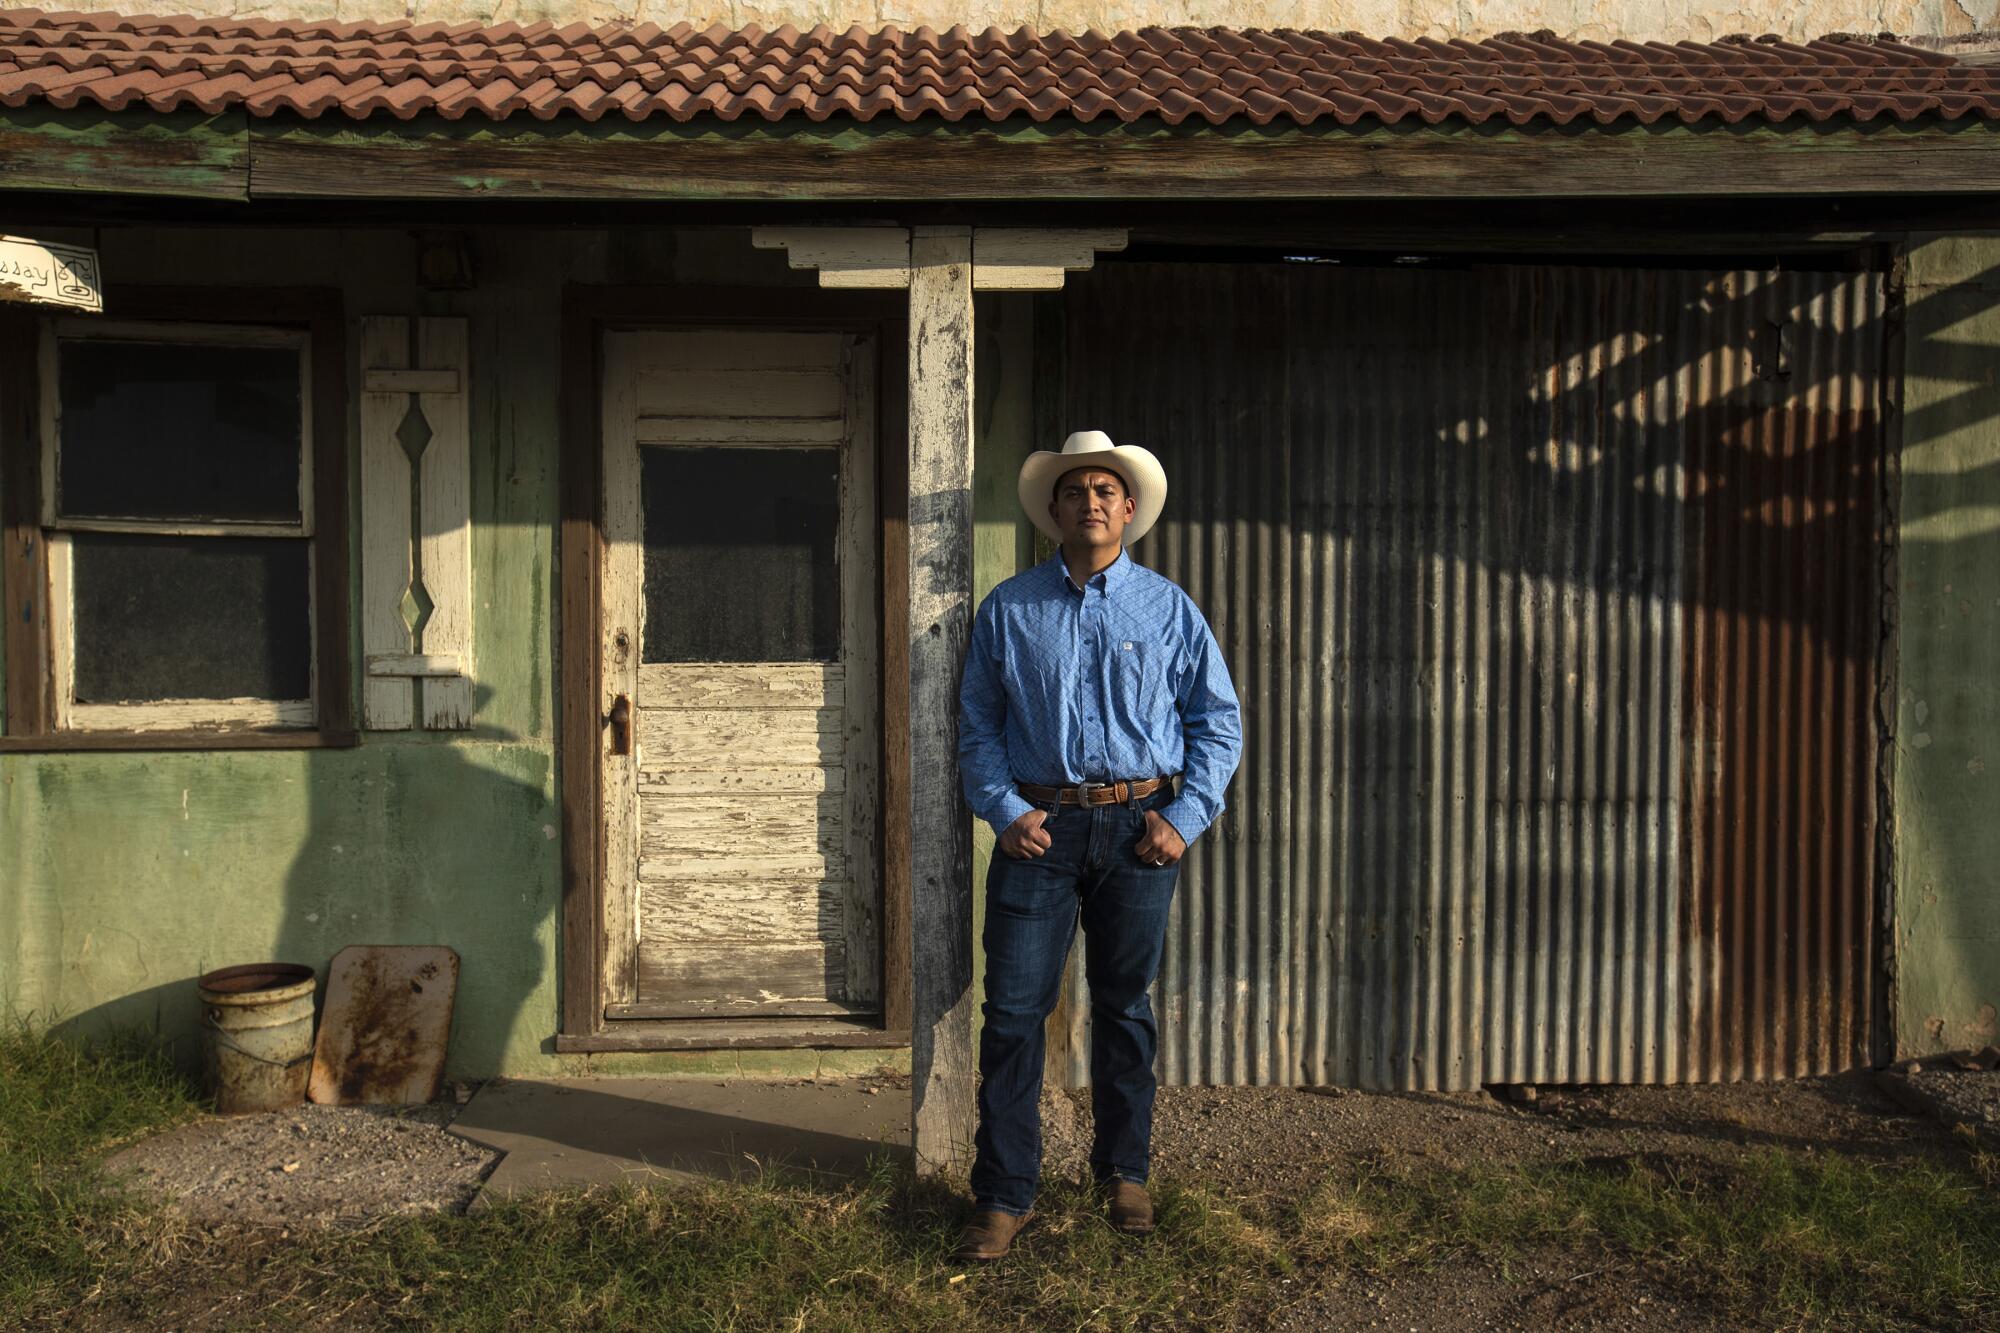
[606, 694, 632, 757]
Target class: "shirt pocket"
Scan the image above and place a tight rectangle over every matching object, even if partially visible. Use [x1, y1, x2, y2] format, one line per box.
[1115, 638, 1174, 720]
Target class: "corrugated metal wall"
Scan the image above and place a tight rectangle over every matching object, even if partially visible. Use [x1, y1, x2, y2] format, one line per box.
[1682, 270, 1888, 1081]
[1050, 261, 1886, 1089]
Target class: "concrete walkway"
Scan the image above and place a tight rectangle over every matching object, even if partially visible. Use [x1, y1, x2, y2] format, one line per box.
[448, 1077, 911, 1207]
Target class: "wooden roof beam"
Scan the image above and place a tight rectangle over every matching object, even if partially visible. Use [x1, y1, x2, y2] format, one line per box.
[17, 110, 2000, 205]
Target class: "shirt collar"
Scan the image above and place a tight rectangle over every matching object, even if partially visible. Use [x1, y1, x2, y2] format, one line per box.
[1052, 549, 1134, 595]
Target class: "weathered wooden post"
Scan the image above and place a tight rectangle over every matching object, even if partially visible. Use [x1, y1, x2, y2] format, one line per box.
[905, 226, 979, 1173]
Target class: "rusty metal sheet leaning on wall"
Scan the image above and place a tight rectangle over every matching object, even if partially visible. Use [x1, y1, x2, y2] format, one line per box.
[1051, 259, 1886, 1090]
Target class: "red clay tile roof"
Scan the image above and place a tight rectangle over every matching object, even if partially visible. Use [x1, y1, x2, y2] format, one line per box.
[1, 8, 1997, 127]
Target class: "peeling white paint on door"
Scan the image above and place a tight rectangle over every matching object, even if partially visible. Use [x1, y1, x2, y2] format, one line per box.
[600, 329, 882, 1022]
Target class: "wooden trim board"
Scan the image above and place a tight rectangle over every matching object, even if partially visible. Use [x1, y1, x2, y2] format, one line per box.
[0, 106, 250, 200]
[306, 290, 354, 745]
[607, 998, 876, 1020]
[10, 107, 2000, 203]
[0, 729, 353, 752]
[0, 308, 51, 736]
[558, 290, 604, 1039]
[555, 1020, 912, 1053]
[242, 117, 2000, 202]
[596, 330, 642, 1012]
[878, 328, 913, 1036]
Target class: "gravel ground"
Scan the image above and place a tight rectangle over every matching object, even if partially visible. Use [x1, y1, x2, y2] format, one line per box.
[1890, 1064, 2000, 1132]
[105, 1101, 498, 1231]
[1041, 1069, 1951, 1197]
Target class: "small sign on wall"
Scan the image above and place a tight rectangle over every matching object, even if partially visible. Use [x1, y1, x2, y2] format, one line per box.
[0, 234, 102, 313]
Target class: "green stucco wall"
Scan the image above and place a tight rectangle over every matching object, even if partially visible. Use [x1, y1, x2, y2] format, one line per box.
[4, 746, 560, 1071]
[0, 224, 903, 1080]
[1894, 234, 2000, 1058]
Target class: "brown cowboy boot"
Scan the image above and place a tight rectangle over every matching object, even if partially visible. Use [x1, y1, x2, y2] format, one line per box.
[1104, 1180, 1154, 1236]
[954, 1208, 1034, 1262]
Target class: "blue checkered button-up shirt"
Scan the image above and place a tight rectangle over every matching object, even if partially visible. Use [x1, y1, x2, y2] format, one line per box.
[959, 551, 1243, 844]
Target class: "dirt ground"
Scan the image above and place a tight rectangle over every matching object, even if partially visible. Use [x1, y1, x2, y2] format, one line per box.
[1129, 1071, 1954, 1191]
[104, 1070, 1980, 1329]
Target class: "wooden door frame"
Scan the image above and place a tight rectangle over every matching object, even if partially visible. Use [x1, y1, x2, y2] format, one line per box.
[557, 285, 910, 1050]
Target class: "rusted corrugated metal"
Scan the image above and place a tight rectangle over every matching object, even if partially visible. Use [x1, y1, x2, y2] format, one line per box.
[1682, 269, 1887, 1080]
[1051, 260, 1884, 1089]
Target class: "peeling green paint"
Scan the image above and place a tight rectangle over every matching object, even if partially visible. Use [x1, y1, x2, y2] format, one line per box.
[0, 107, 247, 199]
[1894, 234, 2000, 1058]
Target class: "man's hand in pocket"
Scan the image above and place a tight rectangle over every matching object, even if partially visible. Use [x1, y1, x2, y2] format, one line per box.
[999, 809, 1053, 859]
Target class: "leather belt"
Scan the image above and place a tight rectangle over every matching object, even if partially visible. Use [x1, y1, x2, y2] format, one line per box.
[1017, 777, 1166, 807]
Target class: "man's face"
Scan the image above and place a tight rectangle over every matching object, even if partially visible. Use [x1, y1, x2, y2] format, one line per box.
[1050, 466, 1134, 550]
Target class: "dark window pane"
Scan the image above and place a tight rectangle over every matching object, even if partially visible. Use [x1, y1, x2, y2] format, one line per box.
[641, 447, 840, 663]
[70, 533, 312, 703]
[58, 339, 303, 523]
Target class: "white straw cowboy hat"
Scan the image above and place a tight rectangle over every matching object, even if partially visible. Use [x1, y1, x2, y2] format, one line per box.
[1018, 430, 1168, 546]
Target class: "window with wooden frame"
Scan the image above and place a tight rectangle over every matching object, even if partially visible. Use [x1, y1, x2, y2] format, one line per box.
[0, 289, 352, 749]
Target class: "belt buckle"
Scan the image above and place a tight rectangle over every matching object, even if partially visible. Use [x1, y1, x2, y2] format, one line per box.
[1074, 781, 1107, 806]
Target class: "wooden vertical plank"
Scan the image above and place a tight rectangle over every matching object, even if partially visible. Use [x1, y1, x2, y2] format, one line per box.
[599, 332, 643, 1011]
[36, 325, 76, 731]
[841, 332, 884, 1005]
[0, 309, 51, 736]
[879, 321, 913, 1034]
[558, 291, 603, 1039]
[359, 315, 414, 730]
[417, 317, 473, 730]
[307, 294, 354, 743]
[36, 323, 58, 530]
[907, 227, 977, 1176]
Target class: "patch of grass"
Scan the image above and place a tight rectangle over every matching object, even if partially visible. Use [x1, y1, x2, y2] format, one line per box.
[10, 1028, 2000, 1331]
[0, 1023, 202, 1318]
[1319, 1149, 2000, 1330]
[206, 1164, 1280, 1331]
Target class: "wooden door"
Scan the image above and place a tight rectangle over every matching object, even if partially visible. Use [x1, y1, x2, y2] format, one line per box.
[600, 330, 880, 1020]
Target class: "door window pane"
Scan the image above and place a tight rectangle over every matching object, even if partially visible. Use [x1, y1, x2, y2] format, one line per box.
[641, 447, 840, 663]
[70, 533, 312, 702]
[57, 339, 303, 523]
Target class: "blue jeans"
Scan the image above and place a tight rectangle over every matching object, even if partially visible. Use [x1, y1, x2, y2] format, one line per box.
[970, 785, 1180, 1216]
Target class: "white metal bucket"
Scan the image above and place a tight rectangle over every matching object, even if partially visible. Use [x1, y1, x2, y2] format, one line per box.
[197, 963, 317, 1114]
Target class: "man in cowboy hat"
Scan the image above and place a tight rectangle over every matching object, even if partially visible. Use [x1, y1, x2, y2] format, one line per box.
[954, 429, 1242, 1262]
